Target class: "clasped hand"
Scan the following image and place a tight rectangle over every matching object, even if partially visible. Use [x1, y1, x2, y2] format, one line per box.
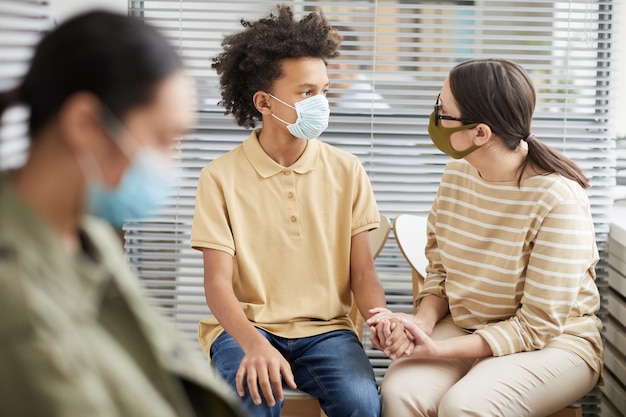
[366, 308, 437, 360]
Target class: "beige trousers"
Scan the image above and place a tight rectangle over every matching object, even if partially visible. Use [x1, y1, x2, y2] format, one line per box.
[380, 318, 598, 417]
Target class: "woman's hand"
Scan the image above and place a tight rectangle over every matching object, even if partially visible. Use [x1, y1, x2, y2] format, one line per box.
[367, 310, 413, 357]
[397, 318, 439, 359]
[367, 309, 433, 360]
[400, 318, 494, 360]
[369, 318, 413, 359]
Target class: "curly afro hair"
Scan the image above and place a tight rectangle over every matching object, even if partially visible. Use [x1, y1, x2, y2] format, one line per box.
[212, 5, 342, 128]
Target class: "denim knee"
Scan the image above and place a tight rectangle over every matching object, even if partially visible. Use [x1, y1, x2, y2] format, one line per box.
[290, 330, 380, 417]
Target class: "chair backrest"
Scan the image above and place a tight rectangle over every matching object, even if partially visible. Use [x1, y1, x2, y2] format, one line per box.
[392, 214, 429, 279]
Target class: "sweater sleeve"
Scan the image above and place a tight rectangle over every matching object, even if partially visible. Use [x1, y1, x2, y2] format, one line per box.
[475, 196, 598, 356]
[416, 194, 447, 305]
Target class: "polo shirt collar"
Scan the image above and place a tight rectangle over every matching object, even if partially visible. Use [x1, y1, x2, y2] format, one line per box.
[243, 129, 320, 178]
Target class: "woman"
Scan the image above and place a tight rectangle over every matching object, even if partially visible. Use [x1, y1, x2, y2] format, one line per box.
[0, 11, 246, 417]
[367, 59, 603, 417]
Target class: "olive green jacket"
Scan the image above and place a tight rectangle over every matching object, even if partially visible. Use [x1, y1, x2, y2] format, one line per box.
[0, 173, 247, 417]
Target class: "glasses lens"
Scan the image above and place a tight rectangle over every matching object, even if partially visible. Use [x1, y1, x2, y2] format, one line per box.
[434, 94, 441, 126]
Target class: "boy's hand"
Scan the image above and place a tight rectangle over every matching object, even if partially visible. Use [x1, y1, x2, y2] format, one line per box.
[236, 341, 297, 407]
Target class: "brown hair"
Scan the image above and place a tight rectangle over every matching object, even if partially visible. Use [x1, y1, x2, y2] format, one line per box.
[449, 59, 589, 189]
[212, 5, 342, 128]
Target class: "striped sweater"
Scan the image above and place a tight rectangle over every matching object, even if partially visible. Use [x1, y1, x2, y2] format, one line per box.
[419, 160, 603, 375]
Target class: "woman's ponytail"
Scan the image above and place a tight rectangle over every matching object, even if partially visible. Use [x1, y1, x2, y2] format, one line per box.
[522, 136, 590, 189]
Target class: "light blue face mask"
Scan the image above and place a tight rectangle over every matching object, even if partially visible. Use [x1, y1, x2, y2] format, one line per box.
[86, 148, 177, 228]
[269, 93, 330, 140]
[82, 114, 178, 228]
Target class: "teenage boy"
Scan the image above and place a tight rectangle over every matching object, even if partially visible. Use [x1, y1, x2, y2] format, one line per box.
[191, 6, 386, 417]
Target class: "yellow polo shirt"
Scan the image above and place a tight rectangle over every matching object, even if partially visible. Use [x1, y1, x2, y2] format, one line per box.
[191, 130, 379, 353]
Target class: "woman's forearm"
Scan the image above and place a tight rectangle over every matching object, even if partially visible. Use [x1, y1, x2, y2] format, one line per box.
[414, 294, 449, 331]
[433, 333, 493, 359]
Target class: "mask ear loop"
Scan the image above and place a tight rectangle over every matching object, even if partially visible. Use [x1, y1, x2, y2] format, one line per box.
[76, 102, 137, 191]
[75, 145, 107, 192]
[270, 113, 292, 126]
[267, 93, 296, 110]
[73, 102, 119, 189]
[99, 103, 139, 160]
[267, 93, 297, 126]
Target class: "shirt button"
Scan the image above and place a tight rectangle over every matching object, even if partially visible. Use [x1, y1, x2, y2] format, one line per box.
[287, 192, 294, 199]
[290, 216, 297, 223]
[284, 170, 291, 175]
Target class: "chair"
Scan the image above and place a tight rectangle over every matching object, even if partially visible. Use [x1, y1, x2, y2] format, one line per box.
[545, 407, 582, 417]
[392, 214, 582, 417]
[282, 214, 391, 417]
[392, 214, 429, 313]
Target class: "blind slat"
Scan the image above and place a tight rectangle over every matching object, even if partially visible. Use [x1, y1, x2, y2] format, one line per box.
[0, 0, 51, 170]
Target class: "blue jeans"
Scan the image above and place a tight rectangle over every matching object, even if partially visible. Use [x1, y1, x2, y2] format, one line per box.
[210, 328, 381, 417]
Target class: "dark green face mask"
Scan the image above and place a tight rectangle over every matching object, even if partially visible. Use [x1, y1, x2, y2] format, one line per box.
[427, 111, 481, 159]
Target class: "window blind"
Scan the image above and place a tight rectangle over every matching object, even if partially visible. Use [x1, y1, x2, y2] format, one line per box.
[0, 0, 51, 170]
[126, 2, 616, 414]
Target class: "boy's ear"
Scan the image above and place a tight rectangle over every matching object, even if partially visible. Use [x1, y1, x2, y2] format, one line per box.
[253, 91, 272, 115]
[473, 123, 493, 146]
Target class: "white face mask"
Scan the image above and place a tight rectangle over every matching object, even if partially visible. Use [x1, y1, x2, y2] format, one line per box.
[269, 93, 330, 139]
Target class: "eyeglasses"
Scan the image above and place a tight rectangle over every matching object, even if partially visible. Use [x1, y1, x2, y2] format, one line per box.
[434, 94, 472, 127]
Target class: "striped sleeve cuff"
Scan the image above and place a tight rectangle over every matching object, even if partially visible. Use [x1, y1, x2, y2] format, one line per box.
[475, 322, 523, 357]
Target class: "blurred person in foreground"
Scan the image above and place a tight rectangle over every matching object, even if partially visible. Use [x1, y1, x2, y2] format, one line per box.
[367, 58, 603, 417]
[0, 10, 247, 417]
